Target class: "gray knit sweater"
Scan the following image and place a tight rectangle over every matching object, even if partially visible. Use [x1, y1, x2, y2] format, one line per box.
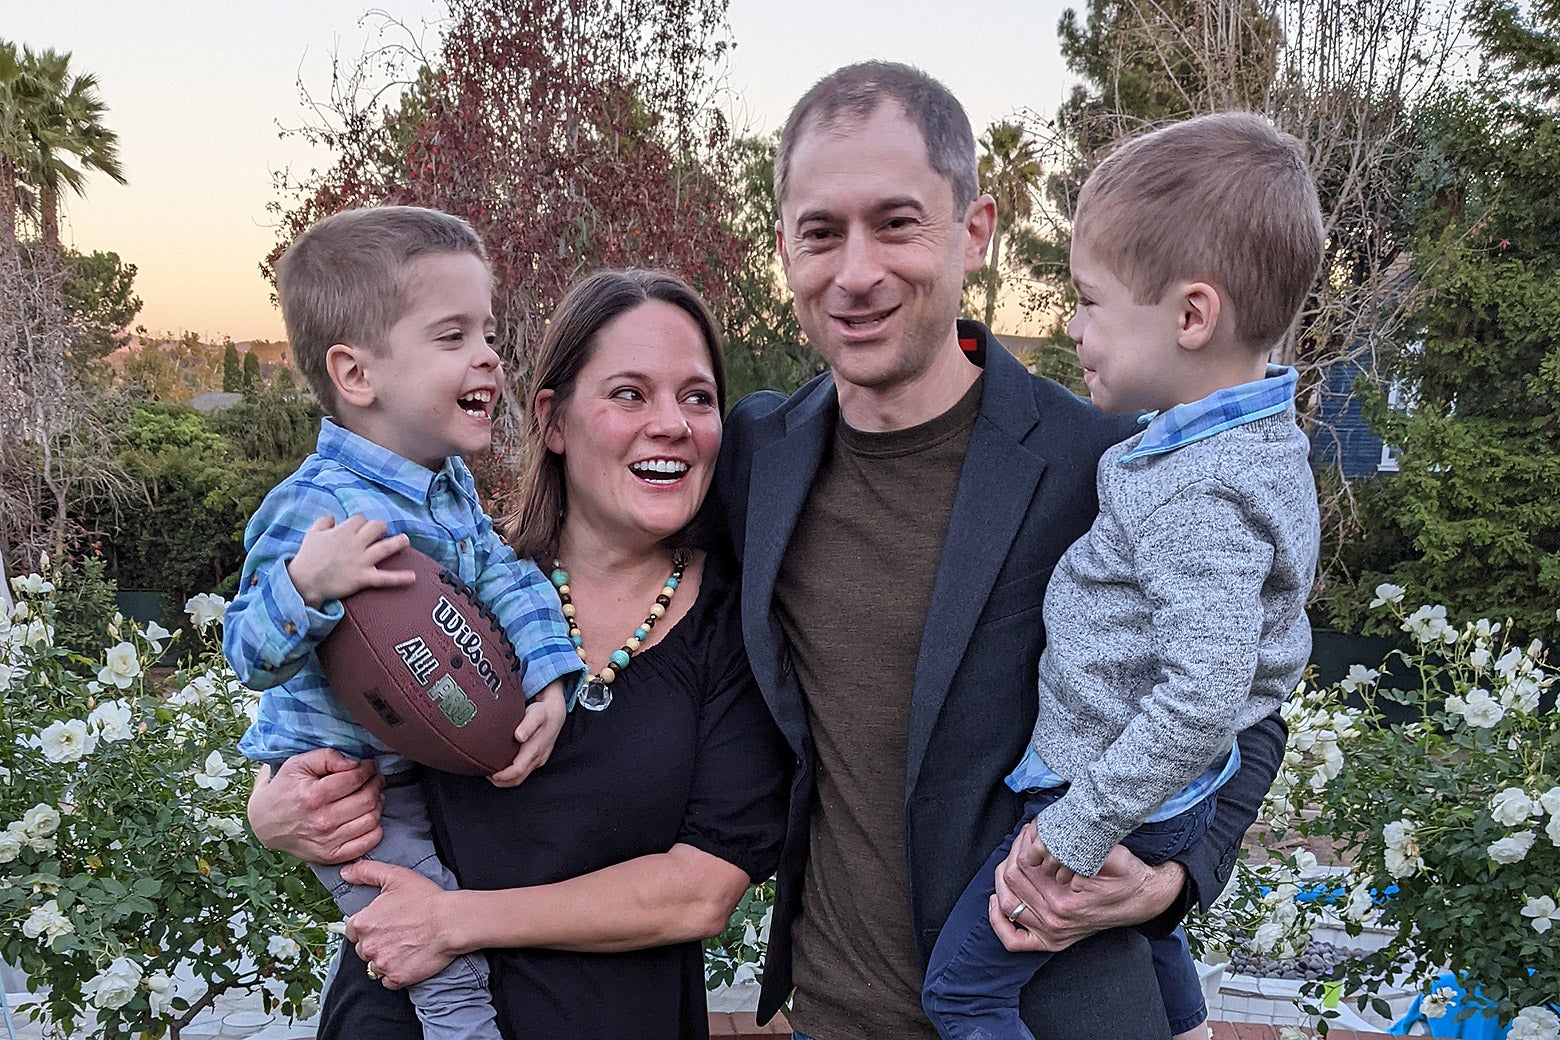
[1029, 407, 1318, 876]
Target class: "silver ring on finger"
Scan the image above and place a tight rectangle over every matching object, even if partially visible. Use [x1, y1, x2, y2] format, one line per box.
[1006, 900, 1029, 924]
[366, 962, 380, 980]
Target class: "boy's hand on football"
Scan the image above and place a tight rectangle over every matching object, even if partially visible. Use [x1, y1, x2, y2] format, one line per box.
[487, 680, 566, 787]
[287, 516, 415, 609]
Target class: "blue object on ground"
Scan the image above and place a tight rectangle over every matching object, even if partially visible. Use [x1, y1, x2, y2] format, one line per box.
[1390, 973, 1506, 1039]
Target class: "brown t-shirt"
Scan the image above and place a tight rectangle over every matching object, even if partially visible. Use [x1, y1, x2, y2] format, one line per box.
[775, 379, 981, 1040]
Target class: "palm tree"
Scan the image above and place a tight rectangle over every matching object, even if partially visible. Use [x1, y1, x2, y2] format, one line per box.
[977, 121, 1044, 329]
[22, 47, 125, 255]
[0, 40, 46, 254]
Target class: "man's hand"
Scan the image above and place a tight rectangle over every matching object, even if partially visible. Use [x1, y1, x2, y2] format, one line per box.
[487, 681, 566, 788]
[286, 516, 414, 609]
[247, 748, 385, 864]
[989, 818, 1185, 953]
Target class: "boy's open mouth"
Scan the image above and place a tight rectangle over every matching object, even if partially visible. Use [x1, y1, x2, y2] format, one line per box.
[459, 389, 494, 419]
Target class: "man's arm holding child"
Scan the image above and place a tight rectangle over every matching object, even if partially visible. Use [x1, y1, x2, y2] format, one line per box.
[223, 481, 412, 689]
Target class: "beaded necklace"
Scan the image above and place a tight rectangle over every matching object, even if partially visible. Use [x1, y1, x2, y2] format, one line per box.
[550, 550, 687, 711]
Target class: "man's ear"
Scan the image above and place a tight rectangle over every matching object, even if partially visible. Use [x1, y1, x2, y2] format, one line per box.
[1177, 281, 1222, 351]
[325, 343, 375, 409]
[962, 194, 998, 273]
[775, 218, 792, 282]
[535, 389, 564, 455]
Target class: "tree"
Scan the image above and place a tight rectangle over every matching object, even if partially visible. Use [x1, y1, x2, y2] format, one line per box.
[58, 247, 139, 361]
[222, 340, 241, 392]
[268, 0, 745, 430]
[20, 47, 125, 255]
[1327, 1, 1560, 638]
[976, 121, 1045, 329]
[718, 133, 815, 401]
[242, 350, 260, 393]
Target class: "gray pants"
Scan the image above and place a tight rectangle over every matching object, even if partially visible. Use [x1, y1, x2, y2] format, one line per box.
[312, 777, 500, 1040]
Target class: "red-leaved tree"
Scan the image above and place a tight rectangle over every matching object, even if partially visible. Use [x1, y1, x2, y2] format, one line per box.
[267, 0, 745, 401]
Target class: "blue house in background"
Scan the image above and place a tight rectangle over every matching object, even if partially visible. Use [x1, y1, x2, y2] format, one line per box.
[1309, 351, 1400, 478]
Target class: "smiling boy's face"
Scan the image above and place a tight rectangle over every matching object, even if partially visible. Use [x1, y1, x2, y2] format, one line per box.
[347, 251, 502, 469]
[1065, 233, 1193, 416]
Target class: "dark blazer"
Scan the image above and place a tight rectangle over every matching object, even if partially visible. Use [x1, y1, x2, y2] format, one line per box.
[714, 322, 1286, 1035]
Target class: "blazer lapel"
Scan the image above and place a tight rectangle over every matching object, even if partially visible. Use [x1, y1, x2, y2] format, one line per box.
[742, 381, 837, 759]
[905, 348, 1048, 791]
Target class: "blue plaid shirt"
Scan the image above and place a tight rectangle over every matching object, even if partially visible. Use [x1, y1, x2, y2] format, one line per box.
[1005, 366, 1299, 818]
[228, 419, 582, 763]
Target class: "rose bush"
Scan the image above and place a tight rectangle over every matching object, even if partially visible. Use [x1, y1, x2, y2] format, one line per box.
[1197, 588, 1558, 1033]
[0, 559, 332, 1038]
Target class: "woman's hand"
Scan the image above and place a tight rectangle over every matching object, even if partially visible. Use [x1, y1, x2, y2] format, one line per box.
[247, 748, 385, 864]
[341, 861, 463, 989]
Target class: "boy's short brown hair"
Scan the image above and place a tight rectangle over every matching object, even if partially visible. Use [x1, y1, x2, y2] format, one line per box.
[1074, 112, 1324, 349]
[276, 206, 488, 410]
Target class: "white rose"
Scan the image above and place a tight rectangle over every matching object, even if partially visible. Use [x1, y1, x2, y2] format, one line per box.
[1339, 664, 1380, 694]
[97, 641, 142, 689]
[1423, 986, 1457, 1019]
[1541, 787, 1560, 816]
[1521, 894, 1558, 934]
[1369, 583, 1405, 608]
[87, 699, 135, 742]
[1383, 819, 1423, 878]
[9, 574, 54, 596]
[1491, 788, 1540, 827]
[1495, 648, 1525, 679]
[1469, 645, 1492, 671]
[82, 956, 142, 1010]
[1460, 688, 1505, 728]
[192, 750, 237, 792]
[184, 593, 227, 630]
[1343, 880, 1373, 922]
[0, 829, 21, 863]
[204, 815, 245, 840]
[145, 970, 176, 1016]
[21, 899, 73, 943]
[267, 934, 301, 962]
[20, 803, 60, 839]
[142, 620, 172, 652]
[0, 661, 19, 691]
[1252, 918, 1286, 955]
[1488, 831, 1537, 865]
[1547, 813, 1560, 848]
[1443, 693, 1467, 715]
[1501, 676, 1543, 714]
[1508, 1006, 1560, 1040]
[168, 675, 216, 709]
[39, 718, 97, 763]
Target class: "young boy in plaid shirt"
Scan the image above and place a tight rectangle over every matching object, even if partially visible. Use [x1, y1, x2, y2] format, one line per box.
[225, 206, 581, 1040]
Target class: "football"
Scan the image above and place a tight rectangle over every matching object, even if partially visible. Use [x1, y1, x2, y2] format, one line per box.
[317, 545, 527, 775]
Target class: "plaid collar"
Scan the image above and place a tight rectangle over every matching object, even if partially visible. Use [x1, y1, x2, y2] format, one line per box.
[1120, 365, 1298, 464]
[313, 417, 469, 504]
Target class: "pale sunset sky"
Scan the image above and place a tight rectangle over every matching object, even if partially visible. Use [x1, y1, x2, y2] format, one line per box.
[8, 0, 1076, 342]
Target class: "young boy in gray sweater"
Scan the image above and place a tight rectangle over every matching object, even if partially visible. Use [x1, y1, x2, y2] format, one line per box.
[923, 112, 1324, 1040]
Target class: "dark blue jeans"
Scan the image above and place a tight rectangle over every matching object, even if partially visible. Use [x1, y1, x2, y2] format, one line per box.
[922, 791, 1213, 1040]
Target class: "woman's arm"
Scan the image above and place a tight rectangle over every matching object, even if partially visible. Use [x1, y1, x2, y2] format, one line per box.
[340, 843, 751, 988]
[247, 748, 385, 864]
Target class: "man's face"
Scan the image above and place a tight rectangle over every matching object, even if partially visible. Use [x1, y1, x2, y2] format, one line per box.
[776, 104, 988, 401]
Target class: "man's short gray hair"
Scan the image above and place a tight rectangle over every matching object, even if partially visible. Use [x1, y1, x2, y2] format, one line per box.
[774, 61, 978, 212]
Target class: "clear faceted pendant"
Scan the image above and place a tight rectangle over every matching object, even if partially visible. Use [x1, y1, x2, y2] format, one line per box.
[579, 680, 613, 712]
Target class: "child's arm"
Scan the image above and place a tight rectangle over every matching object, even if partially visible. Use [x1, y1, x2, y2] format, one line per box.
[1034, 479, 1281, 877]
[485, 679, 567, 787]
[462, 474, 585, 707]
[223, 481, 413, 689]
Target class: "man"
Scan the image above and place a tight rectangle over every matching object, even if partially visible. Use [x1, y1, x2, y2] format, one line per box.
[714, 62, 1285, 1040]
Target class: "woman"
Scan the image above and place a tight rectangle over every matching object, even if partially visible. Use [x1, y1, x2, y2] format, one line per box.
[248, 269, 788, 1039]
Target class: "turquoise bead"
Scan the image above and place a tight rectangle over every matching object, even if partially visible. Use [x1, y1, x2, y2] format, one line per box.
[550, 568, 569, 588]
[634, 628, 648, 641]
[665, 577, 679, 589]
[609, 649, 632, 669]
[571, 634, 583, 647]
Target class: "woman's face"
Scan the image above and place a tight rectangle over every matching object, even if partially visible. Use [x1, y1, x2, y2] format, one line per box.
[539, 299, 722, 549]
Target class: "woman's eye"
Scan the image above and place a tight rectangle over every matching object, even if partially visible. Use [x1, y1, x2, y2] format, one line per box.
[686, 391, 715, 407]
[610, 387, 643, 401]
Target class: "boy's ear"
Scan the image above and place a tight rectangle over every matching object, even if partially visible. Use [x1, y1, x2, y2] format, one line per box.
[325, 343, 375, 409]
[1177, 281, 1222, 351]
